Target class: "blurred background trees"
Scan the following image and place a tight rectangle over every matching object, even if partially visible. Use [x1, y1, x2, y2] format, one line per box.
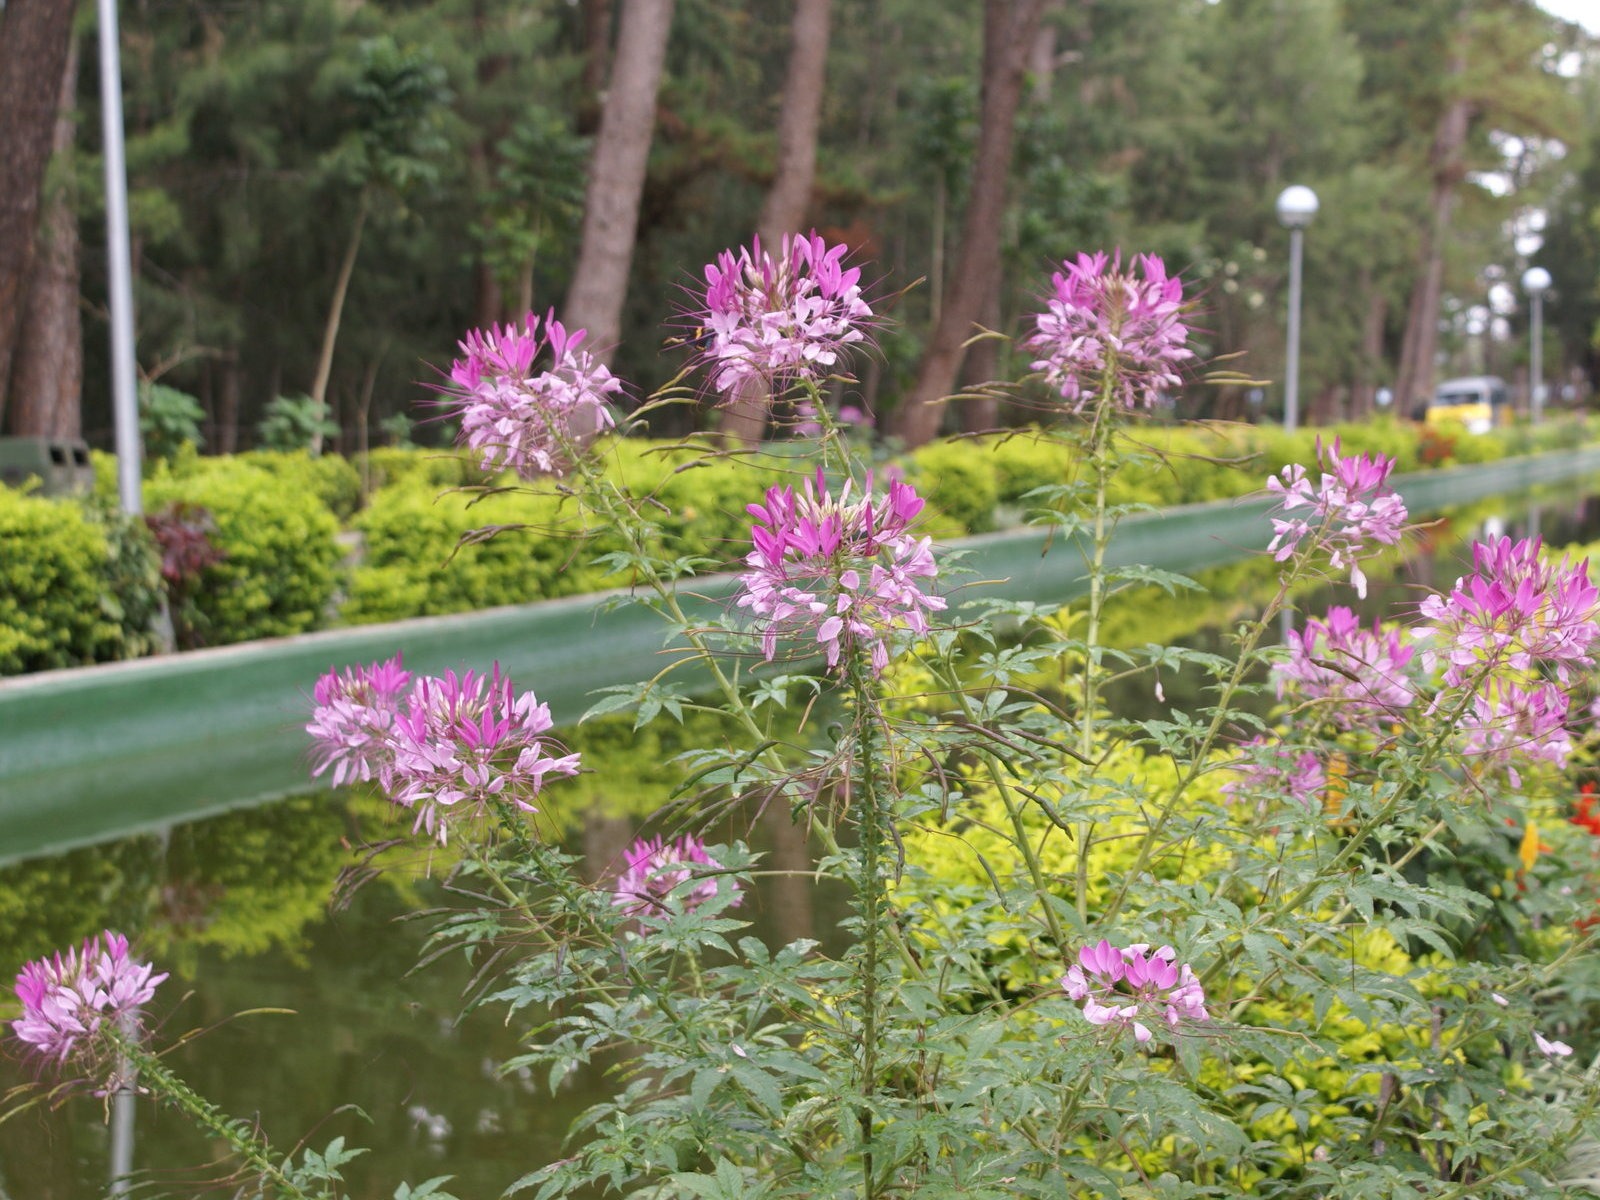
[0, 0, 1594, 450]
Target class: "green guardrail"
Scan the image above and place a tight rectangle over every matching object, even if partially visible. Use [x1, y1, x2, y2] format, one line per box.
[3, 447, 1600, 864]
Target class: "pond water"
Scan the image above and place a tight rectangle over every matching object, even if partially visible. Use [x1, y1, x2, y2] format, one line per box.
[5, 483, 1600, 1197]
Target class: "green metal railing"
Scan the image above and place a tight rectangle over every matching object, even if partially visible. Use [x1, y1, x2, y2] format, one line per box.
[3, 447, 1598, 863]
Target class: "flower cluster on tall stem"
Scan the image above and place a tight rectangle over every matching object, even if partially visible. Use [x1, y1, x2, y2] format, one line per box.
[443, 310, 622, 480]
[308, 660, 580, 844]
[307, 654, 411, 787]
[1062, 939, 1209, 1045]
[1266, 439, 1408, 598]
[1419, 536, 1599, 688]
[1275, 606, 1416, 730]
[1457, 679, 1573, 786]
[697, 232, 875, 397]
[738, 470, 944, 675]
[613, 835, 739, 919]
[12, 932, 166, 1083]
[1025, 251, 1192, 413]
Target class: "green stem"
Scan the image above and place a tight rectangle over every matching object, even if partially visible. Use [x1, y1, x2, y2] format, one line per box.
[115, 1038, 316, 1199]
[1074, 378, 1117, 923]
[846, 651, 885, 1200]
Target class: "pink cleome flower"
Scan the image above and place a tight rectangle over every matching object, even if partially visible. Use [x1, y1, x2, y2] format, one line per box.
[1275, 607, 1416, 730]
[1025, 251, 1192, 413]
[697, 232, 875, 396]
[307, 654, 412, 788]
[1457, 678, 1573, 788]
[12, 932, 167, 1077]
[1418, 536, 1600, 689]
[612, 835, 740, 919]
[443, 310, 622, 479]
[738, 470, 945, 676]
[1222, 737, 1326, 810]
[1266, 438, 1408, 598]
[308, 661, 580, 844]
[1062, 939, 1208, 1045]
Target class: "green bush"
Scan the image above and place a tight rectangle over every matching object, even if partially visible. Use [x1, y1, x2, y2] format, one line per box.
[0, 489, 155, 675]
[345, 482, 612, 623]
[234, 450, 363, 521]
[345, 439, 793, 624]
[144, 460, 341, 643]
[356, 446, 489, 494]
[902, 439, 1002, 534]
[983, 433, 1077, 505]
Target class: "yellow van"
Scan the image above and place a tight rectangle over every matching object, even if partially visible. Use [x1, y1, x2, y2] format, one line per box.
[1412, 376, 1509, 435]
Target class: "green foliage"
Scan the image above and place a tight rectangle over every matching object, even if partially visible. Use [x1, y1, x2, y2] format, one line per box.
[139, 381, 207, 461]
[237, 449, 364, 520]
[346, 440, 786, 623]
[257, 395, 339, 452]
[345, 481, 607, 623]
[902, 438, 1001, 534]
[0, 489, 158, 675]
[144, 459, 342, 643]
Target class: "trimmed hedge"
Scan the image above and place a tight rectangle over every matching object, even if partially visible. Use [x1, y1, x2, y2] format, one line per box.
[143, 460, 342, 644]
[0, 489, 160, 675]
[234, 450, 363, 522]
[345, 439, 782, 624]
[15, 415, 1585, 668]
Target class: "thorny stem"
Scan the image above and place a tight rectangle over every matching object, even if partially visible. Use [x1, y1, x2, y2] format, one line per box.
[113, 1035, 317, 1199]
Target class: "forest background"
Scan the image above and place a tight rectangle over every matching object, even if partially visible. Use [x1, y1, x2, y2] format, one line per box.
[2, 0, 1599, 454]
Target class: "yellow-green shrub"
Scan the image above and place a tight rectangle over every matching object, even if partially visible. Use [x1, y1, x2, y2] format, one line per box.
[904, 439, 1002, 534]
[344, 483, 613, 623]
[0, 489, 155, 675]
[144, 461, 341, 643]
[235, 450, 363, 520]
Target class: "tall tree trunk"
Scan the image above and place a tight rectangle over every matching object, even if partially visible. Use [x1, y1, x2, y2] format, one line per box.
[579, 0, 616, 132]
[1395, 75, 1473, 416]
[308, 189, 371, 455]
[0, 0, 78, 427]
[9, 39, 81, 438]
[890, 0, 1045, 448]
[218, 353, 241, 453]
[1351, 281, 1387, 420]
[562, 0, 675, 372]
[721, 0, 834, 447]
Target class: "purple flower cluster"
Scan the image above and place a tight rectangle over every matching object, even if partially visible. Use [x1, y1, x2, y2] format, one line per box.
[308, 658, 580, 844]
[1062, 939, 1208, 1045]
[1419, 536, 1599, 688]
[699, 232, 874, 396]
[445, 310, 622, 479]
[737, 470, 945, 675]
[1025, 251, 1192, 412]
[12, 932, 166, 1077]
[307, 654, 412, 787]
[1222, 737, 1326, 809]
[1267, 440, 1408, 598]
[1458, 680, 1573, 786]
[612, 835, 740, 919]
[1276, 607, 1416, 730]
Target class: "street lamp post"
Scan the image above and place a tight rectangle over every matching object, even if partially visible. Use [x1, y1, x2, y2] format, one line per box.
[1276, 185, 1319, 433]
[1522, 266, 1552, 425]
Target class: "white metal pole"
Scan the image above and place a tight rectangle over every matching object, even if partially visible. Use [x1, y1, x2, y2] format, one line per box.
[98, 0, 142, 515]
[1284, 226, 1305, 433]
[108, 1010, 138, 1197]
[1530, 291, 1544, 426]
